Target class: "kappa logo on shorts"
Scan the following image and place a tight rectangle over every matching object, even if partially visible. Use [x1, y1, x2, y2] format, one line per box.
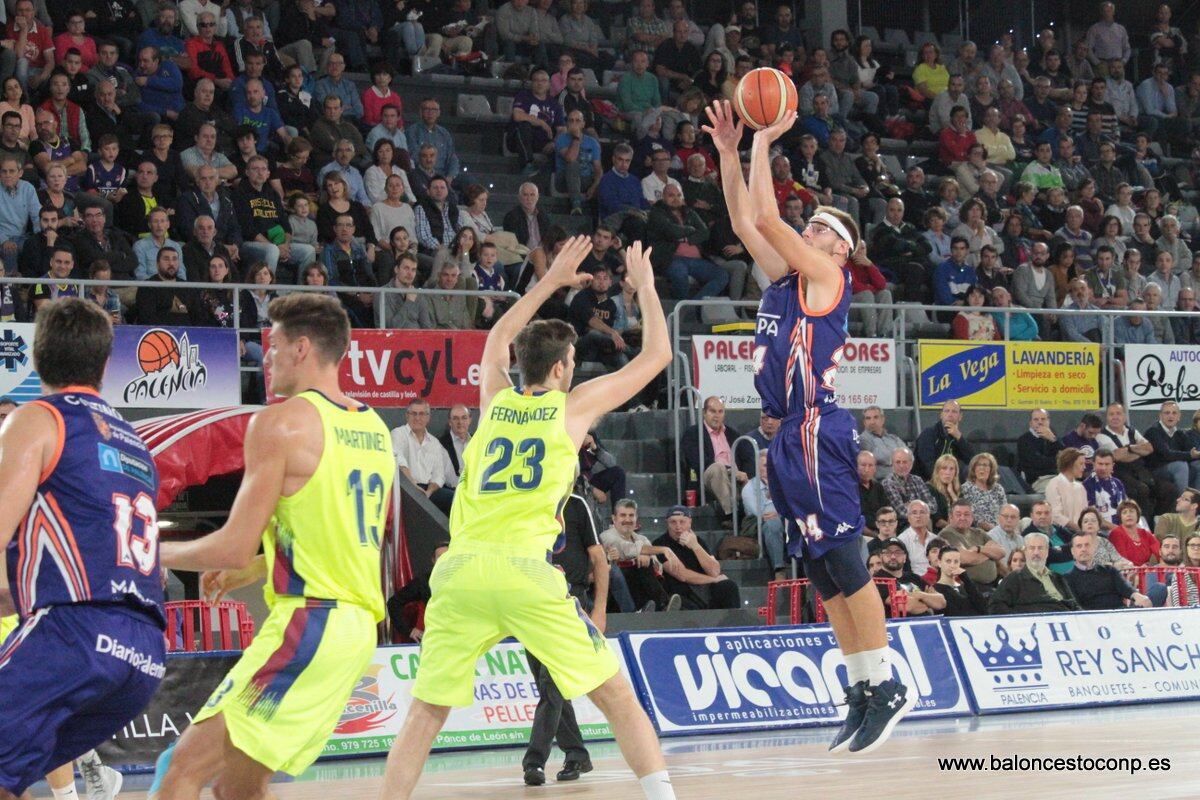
[835, 522, 854, 535]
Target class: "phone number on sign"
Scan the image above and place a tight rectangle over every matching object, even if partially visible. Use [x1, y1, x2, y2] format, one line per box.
[836, 394, 878, 405]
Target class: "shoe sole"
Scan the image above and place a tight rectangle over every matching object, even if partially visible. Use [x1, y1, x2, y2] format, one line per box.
[847, 688, 918, 755]
[827, 726, 858, 755]
[107, 770, 124, 800]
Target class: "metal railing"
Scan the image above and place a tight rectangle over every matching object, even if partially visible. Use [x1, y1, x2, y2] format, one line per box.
[728, 435, 763, 555]
[3, 275, 520, 373]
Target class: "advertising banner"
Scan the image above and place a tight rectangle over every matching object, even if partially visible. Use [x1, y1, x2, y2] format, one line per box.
[264, 329, 488, 408]
[918, 340, 1099, 409]
[101, 326, 241, 409]
[1124, 345, 1200, 410]
[0, 323, 41, 403]
[98, 653, 240, 766]
[322, 640, 622, 757]
[691, 336, 896, 409]
[945, 609, 1200, 714]
[622, 619, 971, 735]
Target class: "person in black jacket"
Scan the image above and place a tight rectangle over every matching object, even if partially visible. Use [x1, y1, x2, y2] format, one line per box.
[1144, 401, 1200, 492]
[438, 405, 472, 485]
[914, 400, 976, 480]
[385, 541, 450, 642]
[1016, 408, 1064, 491]
[987, 531, 1080, 614]
[71, 206, 138, 286]
[929, 546, 988, 615]
[1064, 532, 1152, 610]
[233, 154, 316, 282]
[113, 159, 165, 240]
[522, 493, 605, 786]
[501, 182, 552, 249]
[645, 185, 728, 300]
[680, 396, 754, 525]
[175, 168, 244, 251]
[133, 247, 196, 326]
[18, 206, 73, 278]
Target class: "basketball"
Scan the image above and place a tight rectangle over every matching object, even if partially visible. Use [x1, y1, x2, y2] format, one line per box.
[137, 329, 180, 373]
[734, 67, 798, 130]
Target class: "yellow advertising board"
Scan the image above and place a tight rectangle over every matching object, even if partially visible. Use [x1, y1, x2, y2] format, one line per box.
[918, 340, 1100, 409]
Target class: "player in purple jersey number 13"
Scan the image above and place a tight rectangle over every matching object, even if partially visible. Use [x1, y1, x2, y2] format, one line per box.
[703, 99, 915, 754]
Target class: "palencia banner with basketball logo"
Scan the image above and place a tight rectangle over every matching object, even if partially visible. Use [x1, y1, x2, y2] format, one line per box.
[1123, 344, 1200, 410]
[622, 619, 971, 735]
[691, 336, 896, 409]
[101, 325, 241, 409]
[944, 609, 1200, 713]
[263, 329, 488, 408]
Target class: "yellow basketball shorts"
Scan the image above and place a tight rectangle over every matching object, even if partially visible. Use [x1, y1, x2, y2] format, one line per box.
[0, 615, 15, 644]
[412, 544, 619, 708]
[193, 597, 376, 775]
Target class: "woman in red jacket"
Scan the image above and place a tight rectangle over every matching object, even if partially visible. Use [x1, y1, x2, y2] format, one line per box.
[951, 284, 1001, 340]
[1107, 499, 1160, 566]
[848, 240, 892, 338]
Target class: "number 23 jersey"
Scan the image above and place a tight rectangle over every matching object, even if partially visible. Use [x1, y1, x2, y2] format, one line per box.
[264, 391, 394, 621]
[7, 388, 164, 626]
[450, 387, 578, 554]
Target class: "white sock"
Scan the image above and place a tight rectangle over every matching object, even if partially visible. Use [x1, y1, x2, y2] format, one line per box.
[864, 646, 893, 686]
[843, 651, 869, 685]
[640, 770, 677, 800]
[51, 785, 79, 800]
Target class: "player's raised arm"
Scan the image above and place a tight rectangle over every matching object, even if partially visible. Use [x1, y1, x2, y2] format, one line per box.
[160, 405, 292, 572]
[748, 111, 842, 293]
[478, 235, 594, 410]
[0, 404, 59, 553]
[566, 242, 671, 445]
[702, 100, 788, 282]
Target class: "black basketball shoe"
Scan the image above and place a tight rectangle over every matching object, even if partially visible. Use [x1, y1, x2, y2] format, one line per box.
[847, 678, 916, 754]
[828, 680, 869, 754]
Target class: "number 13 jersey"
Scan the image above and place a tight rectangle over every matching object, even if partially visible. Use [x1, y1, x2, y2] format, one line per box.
[265, 391, 394, 621]
[451, 387, 578, 554]
[7, 387, 164, 627]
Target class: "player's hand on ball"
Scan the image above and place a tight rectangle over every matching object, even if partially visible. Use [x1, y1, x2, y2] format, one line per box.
[756, 108, 797, 144]
[547, 234, 594, 290]
[701, 100, 744, 154]
[623, 240, 654, 292]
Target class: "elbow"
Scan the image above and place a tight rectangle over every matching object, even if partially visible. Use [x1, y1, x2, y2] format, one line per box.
[753, 214, 774, 235]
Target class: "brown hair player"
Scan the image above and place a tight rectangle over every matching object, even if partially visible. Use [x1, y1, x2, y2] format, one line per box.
[703, 100, 916, 753]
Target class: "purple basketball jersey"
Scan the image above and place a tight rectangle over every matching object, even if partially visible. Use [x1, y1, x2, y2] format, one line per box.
[6, 389, 165, 627]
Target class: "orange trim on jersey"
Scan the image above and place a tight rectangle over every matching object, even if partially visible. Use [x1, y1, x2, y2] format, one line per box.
[31, 400, 66, 485]
[58, 385, 100, 396]
[796, 271, 846, 318]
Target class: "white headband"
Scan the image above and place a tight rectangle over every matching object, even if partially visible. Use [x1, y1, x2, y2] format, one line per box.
[810, 212, 854, 245]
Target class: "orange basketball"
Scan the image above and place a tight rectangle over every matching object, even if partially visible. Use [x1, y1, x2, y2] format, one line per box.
[734, 67, 798, 130]
[137, 329, 180, 373]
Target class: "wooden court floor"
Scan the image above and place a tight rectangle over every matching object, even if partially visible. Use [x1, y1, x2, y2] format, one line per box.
[88, 702, 1200, 799]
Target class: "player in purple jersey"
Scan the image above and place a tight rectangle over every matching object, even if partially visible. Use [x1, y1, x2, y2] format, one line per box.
[704, 100, 915, 754]
[0, 299, 165, 799]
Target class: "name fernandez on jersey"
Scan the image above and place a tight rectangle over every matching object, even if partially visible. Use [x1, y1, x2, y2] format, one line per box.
[488, 405, 560, 424]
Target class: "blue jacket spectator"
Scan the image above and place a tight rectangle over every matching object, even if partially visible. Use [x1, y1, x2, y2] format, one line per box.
[407, 122, 462, 181]
[1114, 304, 1159, 345]
[136, 52, 184, 117]
[933, 242, 975, 307]
[598, 154, 648, 220]
[314, 65, 365, 121]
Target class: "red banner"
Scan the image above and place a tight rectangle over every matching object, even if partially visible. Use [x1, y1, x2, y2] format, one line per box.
[264, 329, 488, 408]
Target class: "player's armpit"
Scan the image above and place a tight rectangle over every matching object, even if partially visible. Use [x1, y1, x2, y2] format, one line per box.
[0, 403, 59, 552]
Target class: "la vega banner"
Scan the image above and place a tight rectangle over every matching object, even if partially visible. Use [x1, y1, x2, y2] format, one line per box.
[103, 326, 241, 409]
[918, 340, 1100, 409]
[692, 336, 896, 409]
[1124, 344, 1200, 409]
[945, 609, 1200, 713]
[623, 619, 970, 734]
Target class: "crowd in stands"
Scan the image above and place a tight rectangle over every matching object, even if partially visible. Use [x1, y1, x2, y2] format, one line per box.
[5, 0, 1200, 352]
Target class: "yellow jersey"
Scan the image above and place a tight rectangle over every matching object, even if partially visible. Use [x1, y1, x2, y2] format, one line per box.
[264, 391, 394, 621]
[0, 614, 15, 642]
[450, 387, 578, 553]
